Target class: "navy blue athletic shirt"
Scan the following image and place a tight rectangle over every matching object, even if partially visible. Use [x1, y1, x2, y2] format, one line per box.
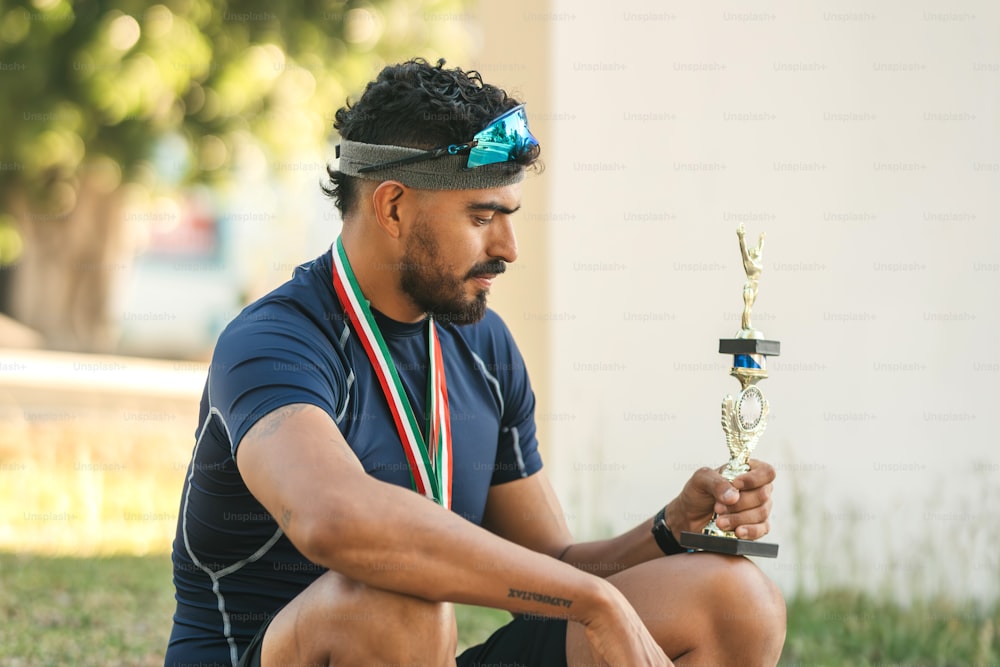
[164, 247, 543, 666]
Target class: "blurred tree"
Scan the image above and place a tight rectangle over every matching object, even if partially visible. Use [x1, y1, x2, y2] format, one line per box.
[0, 0, 471, 352]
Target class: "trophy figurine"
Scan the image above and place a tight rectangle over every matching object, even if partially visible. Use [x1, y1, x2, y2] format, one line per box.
[680, 225, 780, 558]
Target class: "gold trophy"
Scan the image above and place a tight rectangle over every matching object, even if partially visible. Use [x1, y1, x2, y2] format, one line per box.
[680, 225, 779, 558]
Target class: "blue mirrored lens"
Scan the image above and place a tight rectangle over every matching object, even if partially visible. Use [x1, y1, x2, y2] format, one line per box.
[467, 104, 538, 169]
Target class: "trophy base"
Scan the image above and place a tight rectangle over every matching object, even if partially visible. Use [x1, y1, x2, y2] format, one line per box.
[679, 531, 779, 558]
[719, 337, 780, 357]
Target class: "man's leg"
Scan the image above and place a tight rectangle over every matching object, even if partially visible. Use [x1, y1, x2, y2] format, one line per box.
[258, 569, 458, 667]
[566, 553, 786, 666]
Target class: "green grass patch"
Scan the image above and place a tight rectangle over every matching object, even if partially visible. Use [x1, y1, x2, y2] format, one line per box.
[1, 552, 997, 665]
[783, 589, 998, 666]
[0, 552, 176, 666]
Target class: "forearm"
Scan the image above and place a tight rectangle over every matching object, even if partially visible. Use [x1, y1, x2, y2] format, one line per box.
[558, 522, 659, 577]
[559, 500, 693, 577]
[299, 472, 612, 621]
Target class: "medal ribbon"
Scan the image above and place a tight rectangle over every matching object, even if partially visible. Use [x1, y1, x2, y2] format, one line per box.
[331, 237, 452, 508]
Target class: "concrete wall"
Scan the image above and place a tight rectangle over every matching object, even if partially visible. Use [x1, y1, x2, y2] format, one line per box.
[478, 1, 999, 602]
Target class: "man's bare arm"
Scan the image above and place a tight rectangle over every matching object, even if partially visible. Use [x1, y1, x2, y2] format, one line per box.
[482, 470, 658, 576]
[237, 404, 628, 623]
[482, 465, 775, 577]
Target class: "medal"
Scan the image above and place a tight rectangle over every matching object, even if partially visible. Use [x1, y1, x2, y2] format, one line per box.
[331, 237, 452, 507]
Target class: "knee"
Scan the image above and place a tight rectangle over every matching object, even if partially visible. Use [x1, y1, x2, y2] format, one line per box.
[372, 594, 458, 665]
[711, 556, 786, 655]
[329, 578, 457, 666]
[279, 572, 457, 667]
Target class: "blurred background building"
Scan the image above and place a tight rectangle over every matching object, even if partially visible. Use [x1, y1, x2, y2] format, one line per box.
[1, 0, 997, 604]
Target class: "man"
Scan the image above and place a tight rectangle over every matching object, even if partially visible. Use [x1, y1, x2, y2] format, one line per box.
[165, 58, 785, 667]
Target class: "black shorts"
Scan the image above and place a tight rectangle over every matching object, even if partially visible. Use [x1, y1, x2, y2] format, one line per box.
[236, 614, 271, 667]
[457, 615, 568, 667]
[237, 612, 568, 667]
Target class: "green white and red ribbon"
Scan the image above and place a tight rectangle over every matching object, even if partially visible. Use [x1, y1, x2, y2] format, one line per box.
[331, 237, 452, 508]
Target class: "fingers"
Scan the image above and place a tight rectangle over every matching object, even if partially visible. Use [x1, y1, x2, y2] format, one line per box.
[695, 467, 747, 518]
[732, 459, 776, 492]
[715, 493, 773, 539]
[707, 460, 776, 539]
[695, 467, 739, 505]
[681, 463, 775, 540]
[712, 482, 772, 516]
[723, 517, 771, 540]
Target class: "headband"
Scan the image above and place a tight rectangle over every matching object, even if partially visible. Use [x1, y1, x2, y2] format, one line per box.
[336, 139, 526, 190]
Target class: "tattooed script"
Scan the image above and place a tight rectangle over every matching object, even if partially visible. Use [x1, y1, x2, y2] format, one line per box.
[508, 588, 573, 609]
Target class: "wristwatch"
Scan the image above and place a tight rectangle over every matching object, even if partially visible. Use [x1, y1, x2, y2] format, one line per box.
[651, 507, 687, 556]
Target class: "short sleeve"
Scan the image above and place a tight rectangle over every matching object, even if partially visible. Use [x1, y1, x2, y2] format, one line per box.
[485, 313, 543, 485]
[208, 301, 349, 455]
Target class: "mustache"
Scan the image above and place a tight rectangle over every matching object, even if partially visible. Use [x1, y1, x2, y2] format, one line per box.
[466, 261, 506, 279]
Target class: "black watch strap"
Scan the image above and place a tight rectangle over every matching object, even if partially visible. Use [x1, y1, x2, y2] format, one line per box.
[651, 507, 687, 556]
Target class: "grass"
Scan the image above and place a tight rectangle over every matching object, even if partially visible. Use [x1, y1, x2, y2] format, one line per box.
[783, 590, 998, 666]
[0, 553, 174, 666]
[1, 552, 998, 666]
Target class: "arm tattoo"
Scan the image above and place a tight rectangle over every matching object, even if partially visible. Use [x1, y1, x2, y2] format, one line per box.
[251, 404, 309, 440]
[280, 507, 292, 530]
[507, 588, 573, 609]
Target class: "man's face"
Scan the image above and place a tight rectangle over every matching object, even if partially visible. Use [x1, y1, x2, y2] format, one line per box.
[398, 183, 522, 325]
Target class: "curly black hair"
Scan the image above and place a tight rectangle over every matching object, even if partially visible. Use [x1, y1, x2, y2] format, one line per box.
[323, 58, 541, 216]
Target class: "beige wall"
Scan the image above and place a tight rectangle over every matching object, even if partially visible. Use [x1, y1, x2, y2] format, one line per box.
[475, 1, 999, 602]
[470, 0, 554, 456]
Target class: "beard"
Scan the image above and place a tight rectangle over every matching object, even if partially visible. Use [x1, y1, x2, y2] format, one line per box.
[399, 218, 505, 326]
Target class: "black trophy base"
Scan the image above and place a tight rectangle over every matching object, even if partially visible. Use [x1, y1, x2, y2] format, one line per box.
[680, 531, 779, 558]
[718, 338, 780, 357]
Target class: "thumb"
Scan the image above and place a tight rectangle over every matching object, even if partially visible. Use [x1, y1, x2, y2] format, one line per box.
[693, 467, 739, 505]
[712, 479, 739, 517]
[713, 477, 739, 506]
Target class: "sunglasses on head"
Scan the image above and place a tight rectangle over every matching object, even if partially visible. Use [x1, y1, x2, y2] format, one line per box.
[356, 104, 539, 174]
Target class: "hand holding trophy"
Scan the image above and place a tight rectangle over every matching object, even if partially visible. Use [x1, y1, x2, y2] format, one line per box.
[680, 225, 780, 558]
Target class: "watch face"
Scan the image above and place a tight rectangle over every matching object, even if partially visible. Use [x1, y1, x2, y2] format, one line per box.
[737, 385, 764, 431]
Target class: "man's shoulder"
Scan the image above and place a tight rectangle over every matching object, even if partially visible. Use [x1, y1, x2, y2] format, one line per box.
[215, 249, 341, 352]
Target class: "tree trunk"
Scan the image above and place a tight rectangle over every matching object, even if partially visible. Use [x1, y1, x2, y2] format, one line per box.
[8, 170, 134, 354]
